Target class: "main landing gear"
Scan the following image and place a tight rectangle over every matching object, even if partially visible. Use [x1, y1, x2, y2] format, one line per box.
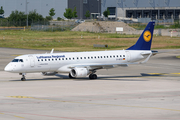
[89, 74, 97, 79]
[20, 73, 26, 81]
[89, 70, 97, 79]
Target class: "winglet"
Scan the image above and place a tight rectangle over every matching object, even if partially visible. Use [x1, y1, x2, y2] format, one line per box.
[127, 22, 155, 50]
[50, 49, 54, 54]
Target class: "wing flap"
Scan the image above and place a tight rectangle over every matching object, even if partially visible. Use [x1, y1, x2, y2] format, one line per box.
[68, 63, 129, 70]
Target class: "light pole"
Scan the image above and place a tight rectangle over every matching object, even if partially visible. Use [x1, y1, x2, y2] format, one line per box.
[97, 0, 99, 20]
[80, 0, 82, 19]
[26, 0, 29, 27]
[122, 0, 124, 21]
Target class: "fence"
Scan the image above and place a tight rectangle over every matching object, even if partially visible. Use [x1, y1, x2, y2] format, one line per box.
[0, 20, 78, 31]
[31, 21, 77, 31]
[72, 21, 180, 37]
[0, 19, 49, 27]
[0, 19, 180, 37]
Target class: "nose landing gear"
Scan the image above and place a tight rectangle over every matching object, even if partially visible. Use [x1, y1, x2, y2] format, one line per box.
[20, 73, 26, 81]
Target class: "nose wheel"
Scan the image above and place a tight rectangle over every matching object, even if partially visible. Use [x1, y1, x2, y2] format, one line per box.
[20, 73, 26, 81]
[21, 75, 26, 81]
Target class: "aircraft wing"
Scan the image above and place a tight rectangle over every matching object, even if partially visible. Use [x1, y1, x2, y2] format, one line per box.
[68, 63, 128, 70]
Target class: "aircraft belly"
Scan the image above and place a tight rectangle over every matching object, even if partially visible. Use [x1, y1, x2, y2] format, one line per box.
[57, 65, 71, 73]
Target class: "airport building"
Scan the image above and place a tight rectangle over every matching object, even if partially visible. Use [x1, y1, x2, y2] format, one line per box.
[68, 0, 101, 19]
[0, 0, 180, 20]
[101, 0, 180, 20]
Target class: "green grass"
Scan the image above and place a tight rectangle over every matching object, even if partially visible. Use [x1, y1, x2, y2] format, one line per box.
[128, 22, 180, 30]
[0, 30, 180, 52]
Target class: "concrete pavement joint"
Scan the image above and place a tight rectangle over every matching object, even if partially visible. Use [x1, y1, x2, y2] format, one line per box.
[0, 111, 83, 120]
[0, 112, 25, 119]
[7, 96, 180, 112]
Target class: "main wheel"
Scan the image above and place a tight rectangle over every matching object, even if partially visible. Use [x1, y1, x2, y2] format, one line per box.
[89, 74, 93, 79]
[92, 74, 97, 79]
[89, 74, 97, 79]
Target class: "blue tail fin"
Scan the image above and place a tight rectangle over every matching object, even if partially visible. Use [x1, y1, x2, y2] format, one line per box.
[127, 22, 155, 50]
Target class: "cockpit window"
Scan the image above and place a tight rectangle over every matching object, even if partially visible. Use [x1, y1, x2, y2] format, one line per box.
[12, 59, 23, 62]
[12, 59, 19, 62]
[19, 59, 23, 62]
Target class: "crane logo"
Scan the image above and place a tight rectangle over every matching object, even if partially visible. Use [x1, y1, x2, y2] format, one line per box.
[143, 30, 151, 42]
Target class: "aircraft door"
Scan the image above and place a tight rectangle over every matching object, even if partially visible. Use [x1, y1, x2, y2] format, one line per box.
[126, 51, 131, 62]
[29, 55, 35, 67]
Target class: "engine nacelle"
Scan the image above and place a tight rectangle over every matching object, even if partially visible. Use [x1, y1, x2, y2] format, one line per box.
[70, 68, 89, 78]
[42, 72, 57, 76]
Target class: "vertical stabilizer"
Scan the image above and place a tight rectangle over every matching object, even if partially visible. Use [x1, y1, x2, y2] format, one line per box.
[127, 22, 155, 50]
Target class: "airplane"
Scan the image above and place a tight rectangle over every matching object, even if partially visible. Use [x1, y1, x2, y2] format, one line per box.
[4, 22, 157, 81]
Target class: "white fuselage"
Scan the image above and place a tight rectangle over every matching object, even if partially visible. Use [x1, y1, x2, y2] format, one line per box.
[4, 50, 151, 73]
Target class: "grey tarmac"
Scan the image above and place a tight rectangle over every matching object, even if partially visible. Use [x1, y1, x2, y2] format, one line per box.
[0, 48, 180, 120]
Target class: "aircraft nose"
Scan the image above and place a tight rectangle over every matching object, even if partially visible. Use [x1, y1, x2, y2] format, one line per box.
[4, 64, 12, 72]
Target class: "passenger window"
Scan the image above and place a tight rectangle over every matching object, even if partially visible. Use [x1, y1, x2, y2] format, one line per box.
[73, 58, 75, 60]
[80, 57, 82, 59]
[104, 56, 106, 58]
[55, 59, 57, 61]
[69, 58, 71, 60]
[110, 56, 112, 58]
[120, 55, 122, 57]
[113, 56, 115, 58]
[77, 57, 79, 60]
[84, 57, 86, 59]
[101, 56, 102, 58]
[66, 58, 68, 60]
[41, 59, 43, 61]
[59, 58, 61, 60]
[52, 59, 54, 61]
[107, 56, 108, 58]
[38, 59, 40, 61]
[94, 56, 96, 59]
[117, 55, 118, 57]
[91, 57, 93, 59]
[98, 56, 99, 58]
[88, 57, 90, 59]
[123, 55, 125, 57]
[45, 59, 47, 61]
[49, 59, 50, 61]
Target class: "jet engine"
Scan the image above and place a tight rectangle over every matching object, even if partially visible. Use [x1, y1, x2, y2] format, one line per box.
[70, 68, 89, 78]
[42, 72, 57, 76]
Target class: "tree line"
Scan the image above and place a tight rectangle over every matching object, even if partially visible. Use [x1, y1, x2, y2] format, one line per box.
[63, 7, 110, 19]
[0, 5, 110, 26]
